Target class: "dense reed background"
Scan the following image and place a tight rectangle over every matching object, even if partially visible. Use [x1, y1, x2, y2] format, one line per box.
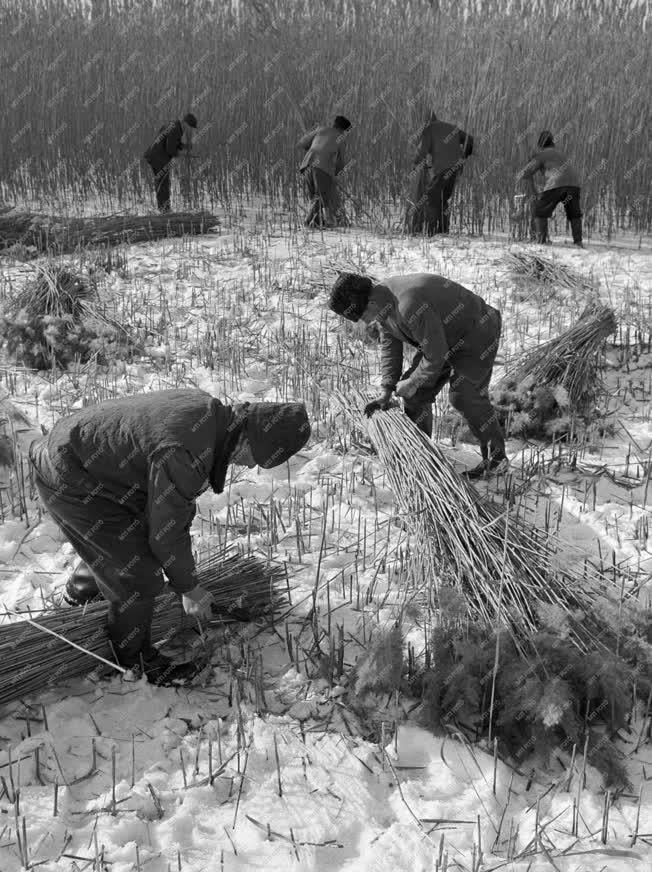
[0, 0, 650, 233]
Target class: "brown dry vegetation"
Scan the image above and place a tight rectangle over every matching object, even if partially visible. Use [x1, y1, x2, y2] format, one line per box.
[0, 0, 650, 233]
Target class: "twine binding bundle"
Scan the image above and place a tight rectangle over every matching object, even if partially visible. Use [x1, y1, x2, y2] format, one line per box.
[340, 390, 628, 658]
[0, 551, 282, 707]
[0, 209, 219, 257]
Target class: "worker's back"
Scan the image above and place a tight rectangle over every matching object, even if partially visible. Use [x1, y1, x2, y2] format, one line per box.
[384, 273, 488, 348]
[39, 390, 229, 504]
[418, 119, 469, 175]
[299, 125, 345, 176]
[528, 146, 580, 190]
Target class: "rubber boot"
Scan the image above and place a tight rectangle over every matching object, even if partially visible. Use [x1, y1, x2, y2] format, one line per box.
[64, 562, 101, 606]
[570, 217, 583, 247]
[534, 217, 548, 244]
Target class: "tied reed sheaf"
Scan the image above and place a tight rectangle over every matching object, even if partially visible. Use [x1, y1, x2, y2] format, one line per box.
[1, 262, 141, 370]
[0, 552, 281, 707]
[493, 305, 617, 437]
[339, 390, 629, 658]
[496, 306, 618, 414]
[0, 209, 219, 257]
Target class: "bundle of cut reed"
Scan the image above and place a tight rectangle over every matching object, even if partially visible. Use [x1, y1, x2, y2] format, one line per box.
[1, 262, 144, 370]
[493, 305, 617, 438]
[339, 390, 627, 658]
[0, 552, 281, 707]
[505, 250, 595, 292]
[0, 209, 219, 256]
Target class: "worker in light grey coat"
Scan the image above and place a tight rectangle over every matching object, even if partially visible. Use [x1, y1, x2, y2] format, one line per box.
[29, 390, 310, 685]
[298, 115, 351, 228]
[329, 272, 506, 479]
[518, 130, 583, 246]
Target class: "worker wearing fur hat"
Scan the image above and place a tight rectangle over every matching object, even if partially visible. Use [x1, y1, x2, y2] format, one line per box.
[28, 391, 310, 686]
[517, 130, 583, 247]
[297, 115, 352, 228]
[329, 272, 507, 480]
[144, 112, 198, 212]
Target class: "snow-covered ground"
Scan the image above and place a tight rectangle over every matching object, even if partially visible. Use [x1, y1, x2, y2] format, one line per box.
[0, 205, 650, 871]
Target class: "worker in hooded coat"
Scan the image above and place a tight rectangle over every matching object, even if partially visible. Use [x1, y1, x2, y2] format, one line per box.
[28, 390, 311, 685]
[405, 110, 474, 236]
[297, 115, 352, 228]
[328, 272, 507, 479]
[144, 112, 197, 213]
[517, 130, 583, 246]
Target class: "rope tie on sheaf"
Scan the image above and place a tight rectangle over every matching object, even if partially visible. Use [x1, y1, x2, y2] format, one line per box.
[336, 389, 632, 659]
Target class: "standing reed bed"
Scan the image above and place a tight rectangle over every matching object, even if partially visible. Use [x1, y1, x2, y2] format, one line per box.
[0, 0, 649, 234]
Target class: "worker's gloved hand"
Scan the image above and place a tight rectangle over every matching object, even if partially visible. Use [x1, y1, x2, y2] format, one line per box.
[364, 388, 393, 418]
[182, 585, 215, 621]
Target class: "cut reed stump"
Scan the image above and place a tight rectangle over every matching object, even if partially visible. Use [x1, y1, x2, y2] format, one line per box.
[493, 305, 617, 438]
[0, 552, 281, 707]
[340, 390, 631, 659]
[0, 209, 219, 256]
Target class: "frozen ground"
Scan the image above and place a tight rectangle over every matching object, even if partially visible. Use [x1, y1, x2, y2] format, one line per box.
[0, 206, 650, 871]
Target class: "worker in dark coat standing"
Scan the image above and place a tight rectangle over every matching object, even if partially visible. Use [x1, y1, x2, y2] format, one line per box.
[406, 111, 474, 236]
[144, 112, 197, 212]
[329, 272, 507, 479]
[28, 390, 311, 685]
[517, 130, 583, 246]
[297, 115, 352, 228]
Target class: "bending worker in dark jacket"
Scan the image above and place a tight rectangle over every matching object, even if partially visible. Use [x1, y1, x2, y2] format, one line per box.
[406, 110, 473, 236]
[144, 112, 197, 212]
[297, 115, 352, 228]
[518, 130, 583, 246]
[29, 391, 310, 685]
[329, 273, 506, 479]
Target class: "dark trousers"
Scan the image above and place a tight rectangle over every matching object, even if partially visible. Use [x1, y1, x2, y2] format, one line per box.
[533, 186, 582, 220]
[29, 442, 164, 667]
[149, 160, 171, 212]
[426, 169, 459, 234]
[302, 167, 343, 227]
[406, 166, 460, 236]
[402, 307, 505, 456]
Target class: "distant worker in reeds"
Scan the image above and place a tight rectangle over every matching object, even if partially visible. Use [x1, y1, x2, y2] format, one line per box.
[297, 115, 352, 228]
[329, 272, 507, 479]
[517, 130, 583, 247]
[143, 112, 198, 213]
[28, 391, 310, 686]
[405, 110, 474, 236]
